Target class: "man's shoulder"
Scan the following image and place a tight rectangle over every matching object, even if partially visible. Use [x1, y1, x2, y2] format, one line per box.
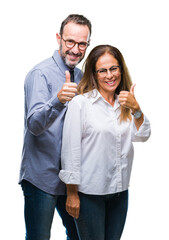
[74, 66, 82, 73]
[31, 56, 54, 73]
[74, 67, 83, 81]
[25, 53, 59, 81]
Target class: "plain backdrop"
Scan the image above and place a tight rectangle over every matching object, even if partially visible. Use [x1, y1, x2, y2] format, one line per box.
[0, 0, 168, 239]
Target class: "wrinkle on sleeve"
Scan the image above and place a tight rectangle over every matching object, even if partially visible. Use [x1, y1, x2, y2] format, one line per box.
[131, 115, 151, 142]
[59, 98, 82, 185]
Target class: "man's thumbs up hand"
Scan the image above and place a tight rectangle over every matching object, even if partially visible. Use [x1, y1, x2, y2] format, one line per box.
[57, 70, 77, 104]
[65, 70, 71, 83]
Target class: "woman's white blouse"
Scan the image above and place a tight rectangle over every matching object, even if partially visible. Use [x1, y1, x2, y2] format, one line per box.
[59, 89, 151, 195]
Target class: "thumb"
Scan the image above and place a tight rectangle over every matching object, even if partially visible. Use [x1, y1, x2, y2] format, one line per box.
[130, 84, 136, 95]
[65, 70, 71, 83]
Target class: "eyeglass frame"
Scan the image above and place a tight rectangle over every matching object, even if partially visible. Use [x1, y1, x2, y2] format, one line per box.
[95, 65, 121, 77]
[61, 37, 90, 50]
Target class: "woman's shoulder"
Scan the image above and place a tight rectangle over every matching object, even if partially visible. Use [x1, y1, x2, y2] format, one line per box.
[73, 91, 91, 102]
[71, 94, 86, 107]
[69, 92, 92, 109]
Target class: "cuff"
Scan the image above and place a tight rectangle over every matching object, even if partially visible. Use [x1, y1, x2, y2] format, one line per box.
[59, 170, 80, 185]
[132, 115, 151, 142]
[50, 94, 67, 111]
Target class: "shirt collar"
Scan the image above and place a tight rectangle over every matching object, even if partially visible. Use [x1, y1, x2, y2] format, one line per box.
[52, 50, 70, 74]
[84, 89, 101, 103]
[52, 50, 80, 77]
[52, 50, 82, 82]
[85, 89, 120, 110]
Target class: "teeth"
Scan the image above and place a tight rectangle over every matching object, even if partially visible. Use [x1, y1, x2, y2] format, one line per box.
[107, 81, 114, 84]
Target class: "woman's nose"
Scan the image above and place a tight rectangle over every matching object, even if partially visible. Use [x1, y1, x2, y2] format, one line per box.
[106, 69, 113, 78]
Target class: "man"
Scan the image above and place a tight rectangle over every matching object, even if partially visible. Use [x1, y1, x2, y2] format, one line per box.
[19, 14, 92, 240]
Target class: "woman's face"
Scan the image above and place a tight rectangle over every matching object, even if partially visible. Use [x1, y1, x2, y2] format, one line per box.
[95, 53, 121, 97]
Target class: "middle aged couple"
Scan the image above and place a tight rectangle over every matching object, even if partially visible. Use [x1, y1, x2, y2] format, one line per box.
[19, 14, 151, 240]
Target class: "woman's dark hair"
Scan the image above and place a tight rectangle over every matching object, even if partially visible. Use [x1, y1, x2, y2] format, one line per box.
[78, 45, 133, 121]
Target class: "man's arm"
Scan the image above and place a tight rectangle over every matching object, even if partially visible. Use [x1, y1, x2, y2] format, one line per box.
[26, 70, 77, 136]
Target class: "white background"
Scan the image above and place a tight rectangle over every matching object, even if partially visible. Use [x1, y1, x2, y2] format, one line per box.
[0, 0, 168, 239]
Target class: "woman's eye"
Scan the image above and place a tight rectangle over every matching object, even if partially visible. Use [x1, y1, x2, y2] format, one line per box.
[110, 67, 117, 71]
[99, 69, 107, 73]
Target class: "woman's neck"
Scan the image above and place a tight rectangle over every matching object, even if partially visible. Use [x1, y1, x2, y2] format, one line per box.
[99, 89, 115, 107]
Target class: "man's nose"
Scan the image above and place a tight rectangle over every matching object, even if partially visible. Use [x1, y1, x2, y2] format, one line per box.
[71, 43, 80, 54]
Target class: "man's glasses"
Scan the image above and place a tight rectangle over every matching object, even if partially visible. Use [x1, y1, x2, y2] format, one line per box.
[62, 38, 89, 50]
[95, 65, 121, 78]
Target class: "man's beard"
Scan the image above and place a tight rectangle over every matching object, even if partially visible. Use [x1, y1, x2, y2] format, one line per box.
[60, 44, 83, 68]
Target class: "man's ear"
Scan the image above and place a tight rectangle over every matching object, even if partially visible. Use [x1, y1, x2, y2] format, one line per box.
[56, 33, 61, 45]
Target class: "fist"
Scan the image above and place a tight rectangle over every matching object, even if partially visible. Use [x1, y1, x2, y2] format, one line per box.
[66, 194, 80, 219]
[118, 84, 140, 112]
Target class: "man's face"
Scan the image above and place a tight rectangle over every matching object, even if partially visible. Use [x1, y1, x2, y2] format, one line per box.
[57, 22, 90, 68]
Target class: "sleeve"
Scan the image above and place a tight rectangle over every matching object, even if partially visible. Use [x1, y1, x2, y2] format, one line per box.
[131, 114, 151, 142]
[25, 69, 66, 136]
[59, 98, 82, 185]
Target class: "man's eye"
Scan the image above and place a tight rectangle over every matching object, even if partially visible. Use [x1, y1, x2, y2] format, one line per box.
[67, 40, 74, 44]
[79, 42, 86, 46]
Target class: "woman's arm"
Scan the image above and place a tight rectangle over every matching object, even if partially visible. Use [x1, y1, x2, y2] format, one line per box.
[119, 84, 144, 130]
[66, 184, 80, 219]
[59, 97, 83, 218]
[59, 98, 82, 185]
[132, 110, 144, 131]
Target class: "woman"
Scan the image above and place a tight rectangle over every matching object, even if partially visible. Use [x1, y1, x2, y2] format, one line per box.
[59, 45, 151, 240]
